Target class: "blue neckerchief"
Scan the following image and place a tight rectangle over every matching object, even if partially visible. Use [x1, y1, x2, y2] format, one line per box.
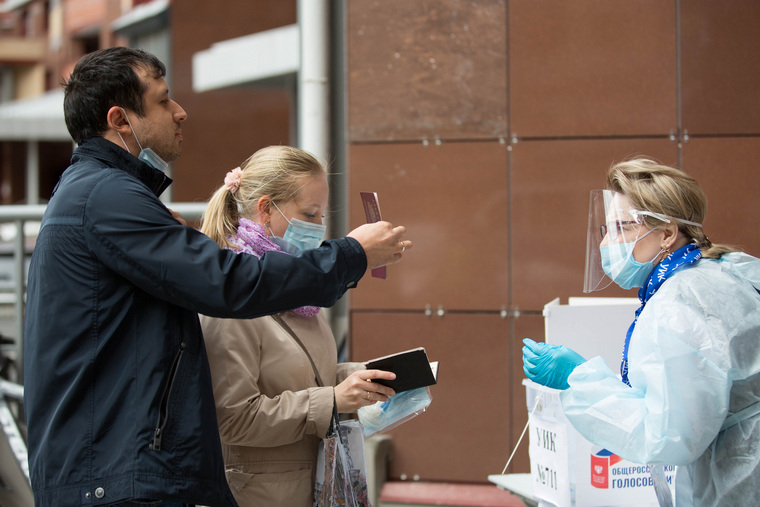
[620, 243, 702, 386]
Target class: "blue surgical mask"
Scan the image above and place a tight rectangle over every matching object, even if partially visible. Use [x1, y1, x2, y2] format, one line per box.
[136, 147, 169, 172]
[117, 108, 170, 172]
[600, 230, 663, 290]
[357, 386, 433, 437]
[271, 201, 326, 253]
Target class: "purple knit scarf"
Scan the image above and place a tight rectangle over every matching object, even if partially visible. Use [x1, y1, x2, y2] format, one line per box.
[228, 218, 320, 317]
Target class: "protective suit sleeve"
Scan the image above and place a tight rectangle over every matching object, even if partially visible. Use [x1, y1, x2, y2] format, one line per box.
[720, 252, 760, 289]
[560, 294, 730, 466]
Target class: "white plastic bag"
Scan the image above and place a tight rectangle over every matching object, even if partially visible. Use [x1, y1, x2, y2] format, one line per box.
[314, 416, 370, 506]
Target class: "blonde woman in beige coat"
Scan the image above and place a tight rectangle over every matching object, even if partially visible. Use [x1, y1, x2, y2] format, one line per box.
[199, 146, 401, 507]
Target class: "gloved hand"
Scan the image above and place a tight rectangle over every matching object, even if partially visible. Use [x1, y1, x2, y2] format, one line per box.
[522, 338, 586, 390]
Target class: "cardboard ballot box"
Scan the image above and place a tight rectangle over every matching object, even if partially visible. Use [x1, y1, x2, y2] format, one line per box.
[524, 298, 676, 507]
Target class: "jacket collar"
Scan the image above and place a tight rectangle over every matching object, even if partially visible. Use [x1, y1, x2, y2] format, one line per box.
[72, 137, 173, 197]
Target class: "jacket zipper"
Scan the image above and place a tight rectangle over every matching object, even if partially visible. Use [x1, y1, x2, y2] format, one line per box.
[150, 342, 186, 451]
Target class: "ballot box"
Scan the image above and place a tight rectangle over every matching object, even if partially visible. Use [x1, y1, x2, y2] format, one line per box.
[543, 297, 638, 366]
[523, 298, 676, 507]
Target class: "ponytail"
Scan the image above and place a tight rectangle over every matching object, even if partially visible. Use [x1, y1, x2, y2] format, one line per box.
[201, 185, 239, 250]
[688, 227, 737, 259]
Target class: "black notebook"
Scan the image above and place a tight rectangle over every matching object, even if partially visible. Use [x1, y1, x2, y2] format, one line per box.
[365, 347, 438, 393]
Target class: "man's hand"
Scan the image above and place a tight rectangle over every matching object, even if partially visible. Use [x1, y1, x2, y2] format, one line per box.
[167, 208, 187, 226]
[347, 221, 411, 269]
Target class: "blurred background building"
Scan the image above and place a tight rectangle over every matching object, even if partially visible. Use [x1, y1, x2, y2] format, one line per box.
[1, 0, 759, 503]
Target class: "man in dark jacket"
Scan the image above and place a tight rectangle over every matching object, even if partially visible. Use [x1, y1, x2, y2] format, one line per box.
[23, 47, 411, 507]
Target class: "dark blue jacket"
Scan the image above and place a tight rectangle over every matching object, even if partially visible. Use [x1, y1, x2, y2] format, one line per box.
[23, 137, 366, 506]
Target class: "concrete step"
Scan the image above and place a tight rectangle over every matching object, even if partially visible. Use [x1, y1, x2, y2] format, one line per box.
[378, 481, 526, 507]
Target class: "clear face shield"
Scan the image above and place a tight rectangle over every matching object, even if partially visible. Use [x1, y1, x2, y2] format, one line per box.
[584, 190, 704, 293]
[583, 190, 648, 293]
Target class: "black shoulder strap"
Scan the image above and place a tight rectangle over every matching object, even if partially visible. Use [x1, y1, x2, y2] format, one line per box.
[271, 314, 325, 387]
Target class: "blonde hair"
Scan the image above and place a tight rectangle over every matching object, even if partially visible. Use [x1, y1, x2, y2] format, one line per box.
[201, 146, 328, 249]
[607, 158, 736, 259]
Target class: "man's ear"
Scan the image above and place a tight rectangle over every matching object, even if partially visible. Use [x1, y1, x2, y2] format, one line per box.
[106, 106, 132, 135]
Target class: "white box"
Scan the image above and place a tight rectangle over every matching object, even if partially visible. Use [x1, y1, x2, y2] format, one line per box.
[523, 298, 676, 507]
[543, 297, 639, 367]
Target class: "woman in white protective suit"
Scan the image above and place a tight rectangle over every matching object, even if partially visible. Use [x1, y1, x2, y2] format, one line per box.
[522, 158, 760, 507]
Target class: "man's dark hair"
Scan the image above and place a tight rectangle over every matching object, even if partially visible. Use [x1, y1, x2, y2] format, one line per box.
[63, 46, 166, 144]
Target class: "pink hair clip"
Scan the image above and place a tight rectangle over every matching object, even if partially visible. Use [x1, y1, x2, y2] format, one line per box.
[224, 167, 243, 194]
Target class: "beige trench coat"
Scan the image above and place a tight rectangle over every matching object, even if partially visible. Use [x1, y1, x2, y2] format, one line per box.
[200, 310, 363, 507]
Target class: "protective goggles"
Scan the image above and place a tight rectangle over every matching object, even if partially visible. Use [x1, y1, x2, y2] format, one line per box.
[582, 189, 701, 293]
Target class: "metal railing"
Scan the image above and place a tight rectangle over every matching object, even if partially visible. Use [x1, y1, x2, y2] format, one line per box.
[0, 202, 207, 383]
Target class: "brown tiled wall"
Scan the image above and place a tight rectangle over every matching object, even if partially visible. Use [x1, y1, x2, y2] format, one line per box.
[346, 0, 760, 483]
[170, 0, 297, 201]
[680, 2, 760, 135]
[348, 1, 508, 142]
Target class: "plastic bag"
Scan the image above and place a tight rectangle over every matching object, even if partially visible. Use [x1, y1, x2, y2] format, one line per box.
[357, 386, 432, 437]
[314, 415, 370, 507]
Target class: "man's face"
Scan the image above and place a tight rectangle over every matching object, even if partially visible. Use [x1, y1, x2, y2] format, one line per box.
[129, 66, 187, 163]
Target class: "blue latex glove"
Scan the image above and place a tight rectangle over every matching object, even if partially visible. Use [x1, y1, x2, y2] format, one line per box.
[522, 338, 586, 390]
